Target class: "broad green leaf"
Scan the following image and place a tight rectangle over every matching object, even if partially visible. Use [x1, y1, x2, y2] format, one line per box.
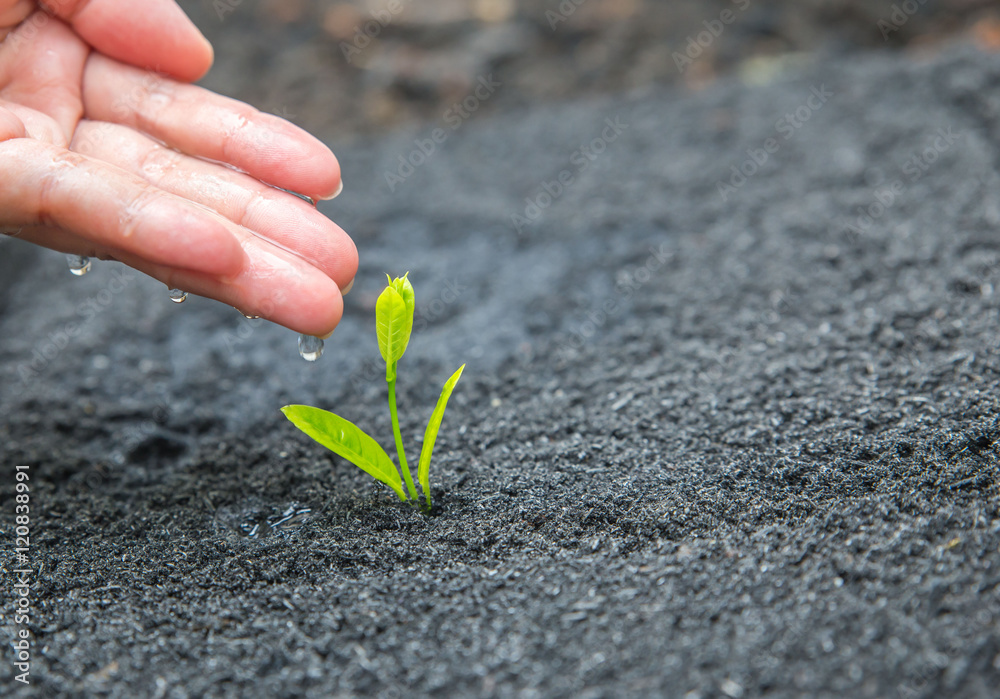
[376, 276, 415, 377]
[281, 405, 406, 500]
[417, 364, 465, 508]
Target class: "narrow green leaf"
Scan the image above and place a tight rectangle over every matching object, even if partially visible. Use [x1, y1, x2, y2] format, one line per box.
[281, 405, 407, 500]
[417, 364, 466, 509]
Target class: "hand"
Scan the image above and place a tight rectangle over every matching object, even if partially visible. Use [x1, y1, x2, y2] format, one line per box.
[0, 1, 357, 337]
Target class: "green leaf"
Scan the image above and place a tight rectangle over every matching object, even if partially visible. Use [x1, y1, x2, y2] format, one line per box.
[281, 405, 407, 500]
[417, 364, 465, 509]
[390, 272, 415, 324]
[375, 274, 416, 378]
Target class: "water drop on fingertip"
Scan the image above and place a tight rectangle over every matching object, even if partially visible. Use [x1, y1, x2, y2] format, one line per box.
[232, 307, 261, 320]
[67, 255, 91, 276]
[168, 289, 188, 303]
[298, 334, 324, 361]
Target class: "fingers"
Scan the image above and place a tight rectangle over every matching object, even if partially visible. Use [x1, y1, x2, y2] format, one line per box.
[0, 105, 26, 140]
[0, 135, 348, 335]
[71, 119, 358, 290]
[0, 15, 88, 141]
[0, 0, 33, 40]
[82, 54, 343, 201]
[14, 222, 346, 335]
[42, 0, 213, 82]
[0, 138, 244, 276]
[111, 246, 347, 336]
[0, 100, 68, 145]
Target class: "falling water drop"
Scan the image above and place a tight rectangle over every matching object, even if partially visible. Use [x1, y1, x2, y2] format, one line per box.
[168, 289, 188, 303]
[67, 255, 91, 276]
[298, 334, 324, 361]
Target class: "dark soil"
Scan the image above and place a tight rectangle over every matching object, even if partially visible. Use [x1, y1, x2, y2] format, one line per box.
[3, 8, 1000, 699]
[181, 0, 1000, 139]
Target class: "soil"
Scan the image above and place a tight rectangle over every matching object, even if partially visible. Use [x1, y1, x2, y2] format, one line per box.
[181, 0, 1000, 139]
[2, 4, 1000, 699]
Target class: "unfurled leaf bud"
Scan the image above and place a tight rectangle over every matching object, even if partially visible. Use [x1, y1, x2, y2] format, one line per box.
[375, 272, 415, 379]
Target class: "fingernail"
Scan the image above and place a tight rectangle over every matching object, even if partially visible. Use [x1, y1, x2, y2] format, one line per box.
[319, 329, 335, 340]
[341, 278, 354, 295]
[319, 179, 344, 201]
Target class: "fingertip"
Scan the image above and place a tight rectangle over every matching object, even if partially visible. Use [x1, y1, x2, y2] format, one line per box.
[309, 148, 342, 201]
[338, 233, 359, 290]
[316, 217, 358, 292]
[161, 24, 214, 83]
[319, 178, 344, 201]
[295, 275, 344, 338]
[68, 0, 215, 82]
[263, 116, 341, 200]
[239, 261, 344, 336]
[271, 133, 341, 201]
[184, 30, 215, 82]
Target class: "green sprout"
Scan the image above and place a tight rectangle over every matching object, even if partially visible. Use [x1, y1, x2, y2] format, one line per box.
[281, 273, 465, 512]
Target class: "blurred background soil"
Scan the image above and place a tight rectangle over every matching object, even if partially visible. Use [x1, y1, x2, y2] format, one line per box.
[179, 0, 1000, 141]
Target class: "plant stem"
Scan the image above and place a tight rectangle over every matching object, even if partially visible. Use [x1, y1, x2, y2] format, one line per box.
[387, 369, 418, 501]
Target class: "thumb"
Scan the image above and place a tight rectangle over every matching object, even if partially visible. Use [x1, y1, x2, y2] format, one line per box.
[0, 0, 34, 40]
[42, 0, 214, 82]
[0, 101, 69, 145]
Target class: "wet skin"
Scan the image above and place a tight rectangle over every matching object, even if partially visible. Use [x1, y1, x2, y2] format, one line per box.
[0, 0, 357, 337]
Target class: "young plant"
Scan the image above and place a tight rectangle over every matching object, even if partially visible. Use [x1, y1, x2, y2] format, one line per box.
[281, 274, 465, 512]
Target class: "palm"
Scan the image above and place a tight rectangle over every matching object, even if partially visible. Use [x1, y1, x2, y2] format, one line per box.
[0, 4, 356, 337]
[0, 12, 87, 148]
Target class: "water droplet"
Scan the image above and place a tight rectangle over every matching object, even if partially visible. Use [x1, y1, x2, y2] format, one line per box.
[238, 502, 312, 539]
[67, 255, 91, 276]
[268, 503, 312, 530]
[298, 334, 324, 361]
[233, 307, 261, 320]
[168, 289, 188, 303]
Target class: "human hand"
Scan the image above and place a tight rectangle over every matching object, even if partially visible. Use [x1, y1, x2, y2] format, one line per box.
[0, 1, 357, 337]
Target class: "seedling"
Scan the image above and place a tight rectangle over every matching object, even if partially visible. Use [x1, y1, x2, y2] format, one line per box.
[282, 274, 465, 512]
